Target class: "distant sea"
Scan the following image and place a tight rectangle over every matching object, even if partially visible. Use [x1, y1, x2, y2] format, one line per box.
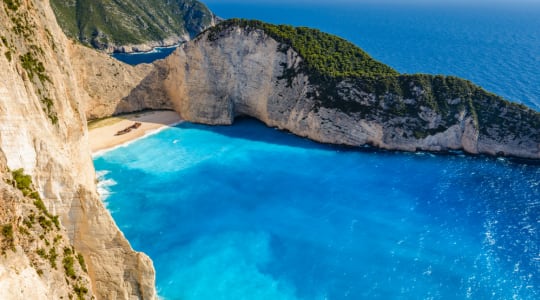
[99, 2, 540, 300]
[115, 1, 540, 110]
[205, 1, 540, 110]
[111, 46, 177, 65]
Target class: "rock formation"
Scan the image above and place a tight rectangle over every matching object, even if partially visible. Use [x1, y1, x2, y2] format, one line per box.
[0, 0, 155, 298]
[69, 44, 174, 119]
[50, 0, 219, 53]
[1, 2, 538, 299]
[148, 20, 539, 159]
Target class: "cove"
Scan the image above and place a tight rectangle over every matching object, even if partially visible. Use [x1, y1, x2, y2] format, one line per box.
[94, 118, 539, 300]
[111, 46, 178, 65]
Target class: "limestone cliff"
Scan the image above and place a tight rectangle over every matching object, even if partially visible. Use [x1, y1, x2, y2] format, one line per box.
[69, 44, 174, 120]
[0, 0, 155, 298]
[149, 20, 539, 159]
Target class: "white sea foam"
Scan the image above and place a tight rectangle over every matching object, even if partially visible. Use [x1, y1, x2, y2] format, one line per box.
[96, 174, 117, 204]
[95, 170, 110, 179]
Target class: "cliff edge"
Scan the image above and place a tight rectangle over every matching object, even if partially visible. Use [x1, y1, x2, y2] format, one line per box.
[0, 0, 156, 298]
[151, 19, 539, 159]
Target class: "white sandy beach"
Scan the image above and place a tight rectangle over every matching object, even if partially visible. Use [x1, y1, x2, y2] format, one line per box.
[88, 110, 182, 153]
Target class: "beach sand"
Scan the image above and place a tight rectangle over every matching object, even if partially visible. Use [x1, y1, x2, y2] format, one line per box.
[88, 110, 182, 153]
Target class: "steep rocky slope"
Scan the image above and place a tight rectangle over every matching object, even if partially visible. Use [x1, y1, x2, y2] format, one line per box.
[69, 44, 174, 119]
[50, 0, 218, 52]
[0, 0, 155, 298]
[147, 20, 539, 159]
[1, 164, 93, 299]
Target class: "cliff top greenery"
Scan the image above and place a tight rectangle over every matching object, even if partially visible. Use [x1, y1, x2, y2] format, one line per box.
[50, 0, 215, 49]
[207, 19, 398, 78]
[206, 19, 539, 142]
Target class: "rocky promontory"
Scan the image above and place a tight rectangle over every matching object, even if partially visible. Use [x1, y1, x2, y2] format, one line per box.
[144, 19, 539, 159]
[50, 0, 218, 53]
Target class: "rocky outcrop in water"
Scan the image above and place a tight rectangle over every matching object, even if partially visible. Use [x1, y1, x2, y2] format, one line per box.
[149, 21, 539, 159]
[0, 0, 155, 298]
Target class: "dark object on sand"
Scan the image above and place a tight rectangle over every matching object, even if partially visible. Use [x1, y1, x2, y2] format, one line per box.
[115, 122, 142, 136]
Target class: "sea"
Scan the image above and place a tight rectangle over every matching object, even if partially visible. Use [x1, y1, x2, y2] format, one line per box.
[111, 46, 177, 65]
[96, 1, 540, 299]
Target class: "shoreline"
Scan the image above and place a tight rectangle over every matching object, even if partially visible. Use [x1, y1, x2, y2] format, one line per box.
[89, 110, 182, 156]
[110, 43, 181, 55]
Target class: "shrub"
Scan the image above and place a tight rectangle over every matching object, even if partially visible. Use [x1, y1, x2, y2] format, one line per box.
[73, 284, 88, 300]
[18, 226, 29, 235]
[63, 255, 76, 279]
[48, 247, 57, 268]
[54, 234, 62, 244]
[51, 215, 60, 230]
[11, 168, 32, 196]
[1, 224, 15, 253]
[38, 215, 52, 230]
[77, 253, 87, 273]
[3, 0, 20, 11]
[1, 224, 13, 238]
[34, 198, 47, 214]
[36, 248, 47, 258]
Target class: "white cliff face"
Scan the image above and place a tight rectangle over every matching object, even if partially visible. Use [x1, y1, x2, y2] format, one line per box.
[0, 253, 50, 300]
[155, 26, 539, 159]
[0, 0, 156, 298]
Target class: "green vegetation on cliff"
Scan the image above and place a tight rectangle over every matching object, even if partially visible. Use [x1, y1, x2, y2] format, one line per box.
[3, 168, 89, 294]
[333, 74, 540, 141]
[2, 0, 59, 125]
[50, 0, 215, 50]
[207, 19, 540, 144]
[208, 19, 398, 78]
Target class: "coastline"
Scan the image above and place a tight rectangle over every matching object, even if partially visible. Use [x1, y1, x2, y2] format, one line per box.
[110, 43, 181, 55]
[89, 110, 182, 156]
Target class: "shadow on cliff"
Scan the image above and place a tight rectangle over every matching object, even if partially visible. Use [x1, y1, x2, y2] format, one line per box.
[108, 63, 540, 166]
[113, 62, 174, 115]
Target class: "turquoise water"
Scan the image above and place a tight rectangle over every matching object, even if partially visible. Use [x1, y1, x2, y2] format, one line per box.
[94, 119, 540, 300]
[99, 2, 540, 299]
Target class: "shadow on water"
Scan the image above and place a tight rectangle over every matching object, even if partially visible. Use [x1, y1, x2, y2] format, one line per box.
[174, 117, 333, 152]
[95, 113, 540, 300]
[174, 116, 540, 167]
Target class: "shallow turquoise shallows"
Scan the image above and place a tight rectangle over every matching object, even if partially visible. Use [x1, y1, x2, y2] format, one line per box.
[94, 119, 539, 300]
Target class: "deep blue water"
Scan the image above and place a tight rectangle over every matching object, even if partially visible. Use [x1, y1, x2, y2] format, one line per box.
[113, 2, 540, 109]
[99, 2, 540, 299]
[204, 1, 540, 110]
[111, 46, 177, 65]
